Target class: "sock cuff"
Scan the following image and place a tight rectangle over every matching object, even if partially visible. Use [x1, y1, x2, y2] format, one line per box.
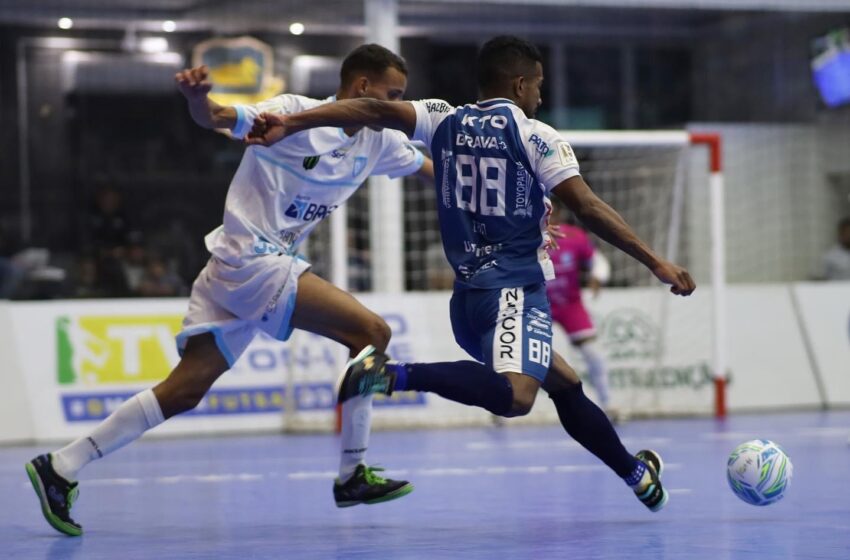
[623, 460, 646, 486]
[137, 388, 165, 428]
[385, 361, 408, 391]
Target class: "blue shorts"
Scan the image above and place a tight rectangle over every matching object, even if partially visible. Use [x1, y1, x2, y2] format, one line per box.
[450, 283, 553, 382]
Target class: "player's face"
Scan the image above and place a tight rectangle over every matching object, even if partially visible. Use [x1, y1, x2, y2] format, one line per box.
[360, 67, 408, 102]
[358, 67, 408, 130]
[519, 62, 544, 118]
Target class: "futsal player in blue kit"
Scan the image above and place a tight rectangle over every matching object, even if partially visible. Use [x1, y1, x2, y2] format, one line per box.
[246, 36, 696, 512]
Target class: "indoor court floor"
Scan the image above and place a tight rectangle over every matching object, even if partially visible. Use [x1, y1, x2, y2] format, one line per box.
[2, 411, 849, 559]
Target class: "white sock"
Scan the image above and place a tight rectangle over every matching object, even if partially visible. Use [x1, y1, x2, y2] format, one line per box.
[577, 341, 610, 407]
[338, 395, 373, 482]
[51, 388, 165, 482]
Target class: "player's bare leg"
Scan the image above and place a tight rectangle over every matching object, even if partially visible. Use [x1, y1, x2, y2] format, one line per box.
[543, 351, 667, 511]
[289, 270, 413, 506]
[152, 333, 230, 418]
[26, 334, 229, 536]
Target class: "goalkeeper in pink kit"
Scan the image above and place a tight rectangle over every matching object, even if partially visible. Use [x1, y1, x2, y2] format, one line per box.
[547, 211, 617, 420]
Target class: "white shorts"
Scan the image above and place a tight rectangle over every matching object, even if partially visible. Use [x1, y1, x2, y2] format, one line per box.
[176, 253, 311, 366]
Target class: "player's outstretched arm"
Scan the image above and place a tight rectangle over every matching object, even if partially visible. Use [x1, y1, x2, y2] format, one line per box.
[552, 175, 695, 296]
[416, 158, 435, 182]
[175, 65, 237, 130]
[245, 99, 418, 146]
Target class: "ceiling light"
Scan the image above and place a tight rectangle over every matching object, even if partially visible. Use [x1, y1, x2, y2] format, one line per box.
[162, 20, 176, 33]
[289, 22, 305, 36]
[139, 37, 169, 53]
[58, 17, 73, 30]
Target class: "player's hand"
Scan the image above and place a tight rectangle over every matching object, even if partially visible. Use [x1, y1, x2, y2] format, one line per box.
[545, 223, 564, 250]
[651, 260, 696, 296]
[175, 66, 213, 100]
[245, 112, 290, 146]
[589, 277, 602, 299]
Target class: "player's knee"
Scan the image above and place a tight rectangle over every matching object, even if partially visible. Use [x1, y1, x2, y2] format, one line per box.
[362, 314, 391, 353]
[158, 363, 221, 416]
[503, 375, 539, 417]
[507, 394, 535, 417]
[171, 385, 207, 414]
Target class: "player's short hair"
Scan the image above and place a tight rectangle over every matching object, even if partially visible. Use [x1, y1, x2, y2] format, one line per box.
[477, 35, 543, 92]
[340, 44, 408, 85]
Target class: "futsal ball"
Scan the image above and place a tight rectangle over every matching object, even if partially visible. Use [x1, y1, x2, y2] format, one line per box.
[726, 439, 792, 506]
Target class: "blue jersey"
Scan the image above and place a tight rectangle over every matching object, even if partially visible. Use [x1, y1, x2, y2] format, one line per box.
[411, 98, 581, 289]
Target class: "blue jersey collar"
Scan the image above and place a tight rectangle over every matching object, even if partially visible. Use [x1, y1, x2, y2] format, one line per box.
[475, 98, 516, 108]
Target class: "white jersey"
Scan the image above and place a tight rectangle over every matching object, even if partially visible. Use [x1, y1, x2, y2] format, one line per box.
[206, 94, 424, 267]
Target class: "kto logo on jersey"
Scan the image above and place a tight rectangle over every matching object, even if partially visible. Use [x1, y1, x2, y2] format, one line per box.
[461, 114, 508, 129]
[284, 196, 338, 222]
[56, 315, 182, 386]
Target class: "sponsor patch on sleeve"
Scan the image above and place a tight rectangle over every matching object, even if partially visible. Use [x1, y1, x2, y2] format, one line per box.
[424, 100, 452, 114]
[557, 142, 578, 168]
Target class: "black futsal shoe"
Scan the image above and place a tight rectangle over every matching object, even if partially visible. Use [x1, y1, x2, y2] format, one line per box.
[335, 345, 395, 404]
[333, 464, 413, 507]
[632, 449, 669, 512]
[25, 454, 82, 536]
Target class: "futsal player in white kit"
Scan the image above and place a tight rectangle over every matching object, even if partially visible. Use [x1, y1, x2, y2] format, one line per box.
[25, 44, 433, 536]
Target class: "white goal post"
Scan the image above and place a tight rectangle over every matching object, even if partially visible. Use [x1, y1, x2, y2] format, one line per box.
[561, 131, 726, 418]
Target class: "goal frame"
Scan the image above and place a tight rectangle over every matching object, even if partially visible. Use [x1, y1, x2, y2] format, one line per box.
[557, 130, 726, 418]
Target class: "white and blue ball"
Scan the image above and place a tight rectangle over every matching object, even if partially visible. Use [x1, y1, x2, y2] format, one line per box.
[726, 439, 792, 506]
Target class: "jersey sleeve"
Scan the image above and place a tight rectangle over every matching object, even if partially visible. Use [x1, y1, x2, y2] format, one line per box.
[527, 121, 581, 192]
[410, 99, 455, 146]
[230, 94, 301, 139]
[371, 130, 426, 178]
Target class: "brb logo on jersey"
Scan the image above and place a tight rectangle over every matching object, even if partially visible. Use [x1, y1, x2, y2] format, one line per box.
[285, 196, 338, 222]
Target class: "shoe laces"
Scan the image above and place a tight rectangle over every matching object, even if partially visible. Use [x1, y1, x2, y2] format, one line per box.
[361, 466, 388, 486]
[65, 485, 80, 511]
[67, 485, 79, 509]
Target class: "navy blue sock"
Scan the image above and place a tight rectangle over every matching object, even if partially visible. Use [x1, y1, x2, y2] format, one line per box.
[549, 383, 638, 479]
[387, 361, 513, 416]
